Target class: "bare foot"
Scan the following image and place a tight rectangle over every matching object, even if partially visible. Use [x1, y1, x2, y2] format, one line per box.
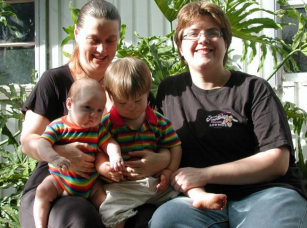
[192, 192, 227, 210]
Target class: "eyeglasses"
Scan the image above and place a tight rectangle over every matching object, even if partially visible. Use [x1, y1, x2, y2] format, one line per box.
[182, 30, 223, 41]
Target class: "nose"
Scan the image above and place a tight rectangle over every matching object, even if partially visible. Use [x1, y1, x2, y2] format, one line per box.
[127, 103, 135, 111]
[90, 111, 97, 118]
[198, 33, 209, 43]
[96, 43, 104, 53]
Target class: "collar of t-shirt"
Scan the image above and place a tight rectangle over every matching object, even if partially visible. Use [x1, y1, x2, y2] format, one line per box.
[109, 104, 157, 128]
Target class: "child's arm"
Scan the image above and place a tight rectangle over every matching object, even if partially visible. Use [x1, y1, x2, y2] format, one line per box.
[157, 145, 182, 192]
[37, 138, 70, 173]
[101, 138, 124, 171]
[95, 152, 123, 182]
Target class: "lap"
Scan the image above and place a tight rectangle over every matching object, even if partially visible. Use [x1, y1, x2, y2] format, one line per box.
[150, 187, 307, 228]
[19, 162, 156, 228]
[149, 196, 229, 228]
[20, 186, 104, 228]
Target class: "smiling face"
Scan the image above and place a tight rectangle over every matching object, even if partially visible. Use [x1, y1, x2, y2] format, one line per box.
[67, 85, 106, 128]
[179, 14, 227, 72]
[74, 16, 119, 77]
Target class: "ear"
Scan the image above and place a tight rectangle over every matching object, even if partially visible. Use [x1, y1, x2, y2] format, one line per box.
[179, 46, 184, 56]
[74, 24, 79, 42]
[66, 98, 73, 111]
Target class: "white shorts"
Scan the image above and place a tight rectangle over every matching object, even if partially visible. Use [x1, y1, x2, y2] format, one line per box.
[99, 176, 179, 228]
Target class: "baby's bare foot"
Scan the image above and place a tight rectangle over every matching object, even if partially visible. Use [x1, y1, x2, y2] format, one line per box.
[192, 193, 227, 210]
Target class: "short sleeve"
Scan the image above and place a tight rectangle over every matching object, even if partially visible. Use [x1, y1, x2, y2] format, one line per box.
[22, 65, 73, 122]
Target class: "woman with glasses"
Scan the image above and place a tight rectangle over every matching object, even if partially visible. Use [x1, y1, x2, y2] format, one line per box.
[150, 1, 307, 228]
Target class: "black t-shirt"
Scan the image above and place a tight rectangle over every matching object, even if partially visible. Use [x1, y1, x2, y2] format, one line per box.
[155, 70, 307, 200]
[22, 64, 74, 121]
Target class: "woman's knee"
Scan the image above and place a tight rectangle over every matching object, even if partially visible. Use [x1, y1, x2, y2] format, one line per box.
[49, 196, 104, 228]
[229, 187, 307, 228]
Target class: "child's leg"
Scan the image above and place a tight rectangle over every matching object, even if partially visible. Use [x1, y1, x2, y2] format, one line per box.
[88, 179, 107, 209]
[186, 187, 227, 210]
[89, 179, 127, 227]
[114, 220, 126, 228]
[33, 175, 64, 228]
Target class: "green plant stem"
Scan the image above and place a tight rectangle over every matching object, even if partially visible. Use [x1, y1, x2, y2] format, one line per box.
[0, 130, 20, 146]
[266, 49, 301, 81]
[170, 22, 175, 52]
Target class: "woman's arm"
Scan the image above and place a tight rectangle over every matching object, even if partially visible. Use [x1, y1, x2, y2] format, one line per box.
[171, 146, 290, 192]
[20, 110, 95, 178]
[20, 110, 51, 160]
[123, 147, 171, 180]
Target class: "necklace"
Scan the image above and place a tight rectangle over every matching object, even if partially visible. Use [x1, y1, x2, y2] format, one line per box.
[78, 64, 104, 83]
[98, 77, 104, 83]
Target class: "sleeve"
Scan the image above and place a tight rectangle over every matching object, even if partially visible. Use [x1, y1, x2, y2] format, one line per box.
[156, 113, 181, 148]
[40, 124, 58, 145]
[22, 66, 72, 121]
[97, 124, 112, 148]
[251, 78, 295, 161]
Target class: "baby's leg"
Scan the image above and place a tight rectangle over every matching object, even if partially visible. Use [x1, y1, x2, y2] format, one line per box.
[33, 175, 64, 228]
[187, 188, 227, 210]
[89, 179, 107, 209]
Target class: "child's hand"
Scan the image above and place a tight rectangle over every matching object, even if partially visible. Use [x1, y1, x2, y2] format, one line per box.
[101, 162, 123, 182]
[52, 156, 71, 174]
[156, 169, 172, 192]
[109, 155, 124, 172]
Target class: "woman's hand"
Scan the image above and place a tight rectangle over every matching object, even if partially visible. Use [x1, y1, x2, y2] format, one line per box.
[54, 142, 96, 179]
[171, 167, 207, 192]
[123, 148, 171, 180]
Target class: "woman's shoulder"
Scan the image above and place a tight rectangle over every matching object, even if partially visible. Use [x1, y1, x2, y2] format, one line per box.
[231, 70, 272, 89]
[162, 71, 189, 83]
[159, 71, 190, 90]
[231, 70, 276, 99]
[40, 65, 72, 81]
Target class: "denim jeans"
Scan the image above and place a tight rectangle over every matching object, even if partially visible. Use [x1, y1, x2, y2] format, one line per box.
[149, 187, 307, 228]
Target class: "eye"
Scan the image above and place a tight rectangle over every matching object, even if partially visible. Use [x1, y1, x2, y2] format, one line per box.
[87, 38, 99, 44]
[206, 30, 222, 39]
[84, 106, 92, 110]
[106, 38, 118, 44]
[97, 109, 103, 113]
[187, 31, 199, 38]
[135, 99, 142, 103]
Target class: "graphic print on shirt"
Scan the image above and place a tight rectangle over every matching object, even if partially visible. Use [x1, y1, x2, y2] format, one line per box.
[206, 112, 238, 128]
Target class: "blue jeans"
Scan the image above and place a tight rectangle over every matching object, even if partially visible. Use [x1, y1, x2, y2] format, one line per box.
[149, 187, 307, 228]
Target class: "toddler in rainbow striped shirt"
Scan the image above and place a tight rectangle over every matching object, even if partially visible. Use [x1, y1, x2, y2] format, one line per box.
[96, 57, 182, 228]
[33, 78, 123, 228]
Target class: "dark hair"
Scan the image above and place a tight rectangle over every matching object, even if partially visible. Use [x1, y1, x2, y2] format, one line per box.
[69, 1, 121, 74]
[174, 1, 232, 66]
[76, 0, 121, 30]
[104, 57, 152, 100]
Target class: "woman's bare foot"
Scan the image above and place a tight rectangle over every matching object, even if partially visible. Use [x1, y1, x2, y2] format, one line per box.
[192, 192, 227, 210]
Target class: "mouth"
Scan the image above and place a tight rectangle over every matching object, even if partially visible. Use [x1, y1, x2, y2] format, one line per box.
[196, 47, 213, 54]
[93, 55, 107, 62]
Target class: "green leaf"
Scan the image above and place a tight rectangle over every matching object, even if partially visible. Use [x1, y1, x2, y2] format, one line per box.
[154, 0, 180, 22]
[69, 1, 80, 24]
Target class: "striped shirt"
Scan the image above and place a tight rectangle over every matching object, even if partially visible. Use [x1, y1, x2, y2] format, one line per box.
[41, 116, 111, 198]
[101, 105, 181, 182]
